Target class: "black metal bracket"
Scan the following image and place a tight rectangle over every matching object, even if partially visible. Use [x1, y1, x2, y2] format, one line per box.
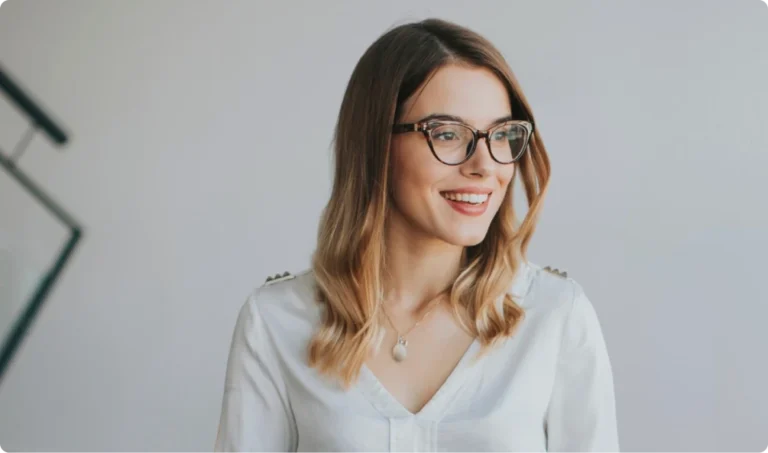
[0, 62, 84, 385]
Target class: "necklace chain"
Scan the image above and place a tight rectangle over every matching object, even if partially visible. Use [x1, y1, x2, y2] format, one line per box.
[382, 294, 445, 363]
[380, 293, 444, 340]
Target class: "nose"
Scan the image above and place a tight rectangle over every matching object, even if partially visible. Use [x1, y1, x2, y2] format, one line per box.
[460, 138, 494, 178]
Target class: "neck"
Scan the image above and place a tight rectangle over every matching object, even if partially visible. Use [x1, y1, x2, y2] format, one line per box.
[382, 212, 464, 315]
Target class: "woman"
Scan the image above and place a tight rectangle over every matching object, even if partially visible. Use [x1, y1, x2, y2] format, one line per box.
[215, 18, 619, 452]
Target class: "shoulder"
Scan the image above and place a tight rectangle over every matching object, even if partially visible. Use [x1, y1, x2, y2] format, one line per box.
[237, 268, 321, 334]
[511, 260, 599, 328]
[511, 261, 577, 306]
[252, 268, 314, 300]
[221, 270, 319, 393]
[226, 269, 321, 367]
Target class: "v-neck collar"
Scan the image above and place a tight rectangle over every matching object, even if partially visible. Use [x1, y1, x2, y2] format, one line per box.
[354, 261, 535, 421]
[357, 338, 483, 421]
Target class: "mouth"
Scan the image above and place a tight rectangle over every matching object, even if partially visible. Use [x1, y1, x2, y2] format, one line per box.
[440, 191, 491, 216]
[440, 191, 490, 204]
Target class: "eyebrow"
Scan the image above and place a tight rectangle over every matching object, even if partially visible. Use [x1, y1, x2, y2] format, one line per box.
[417, 113, 516, 127]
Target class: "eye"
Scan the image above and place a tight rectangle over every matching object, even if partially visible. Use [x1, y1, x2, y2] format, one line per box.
[491, 130, 508, 141]
[430, 124, 468, 142]
[434, 131, 458, 141]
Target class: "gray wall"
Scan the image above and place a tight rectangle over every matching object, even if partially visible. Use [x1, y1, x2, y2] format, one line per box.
[1, 0, 766, 451]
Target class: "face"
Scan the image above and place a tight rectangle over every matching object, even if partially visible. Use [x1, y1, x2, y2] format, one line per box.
[388, 64, 518, 247]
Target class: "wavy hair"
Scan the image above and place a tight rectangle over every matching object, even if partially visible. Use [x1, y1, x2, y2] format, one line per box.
[308, 18, 551, 387]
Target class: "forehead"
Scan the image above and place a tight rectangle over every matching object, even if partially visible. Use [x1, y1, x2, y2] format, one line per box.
[402, 64, 512, 128]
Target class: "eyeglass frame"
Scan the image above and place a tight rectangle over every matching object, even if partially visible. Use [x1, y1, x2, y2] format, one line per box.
[391, 115, 534, 166]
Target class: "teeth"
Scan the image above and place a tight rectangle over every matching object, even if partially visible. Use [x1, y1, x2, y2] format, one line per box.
[442, 192, 489, 204]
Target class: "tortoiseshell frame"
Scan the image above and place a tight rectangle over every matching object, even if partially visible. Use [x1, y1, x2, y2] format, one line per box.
[392, 119, 534, 166]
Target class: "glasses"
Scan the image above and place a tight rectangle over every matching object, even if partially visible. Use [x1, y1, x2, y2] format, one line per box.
[392, 117, 534, 165]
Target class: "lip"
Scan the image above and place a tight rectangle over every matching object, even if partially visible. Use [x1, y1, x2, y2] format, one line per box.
[440, 186, 493, 195]
[441, 191, 492, 217]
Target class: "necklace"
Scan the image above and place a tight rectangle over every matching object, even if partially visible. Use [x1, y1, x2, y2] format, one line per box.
[381, 294, 444, 363]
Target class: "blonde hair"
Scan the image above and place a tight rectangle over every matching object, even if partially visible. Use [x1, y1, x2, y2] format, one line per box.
[308, 18, 551, 388]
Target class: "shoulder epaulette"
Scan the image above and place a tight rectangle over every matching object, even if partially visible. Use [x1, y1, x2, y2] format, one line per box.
[263, 271, 295, 286]
[542, 265, 568, 278]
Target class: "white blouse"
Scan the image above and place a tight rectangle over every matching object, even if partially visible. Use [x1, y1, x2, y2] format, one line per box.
[214, 261, 620, 452]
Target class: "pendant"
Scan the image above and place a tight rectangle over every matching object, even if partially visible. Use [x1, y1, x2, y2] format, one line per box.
[392, 336, 408, 362]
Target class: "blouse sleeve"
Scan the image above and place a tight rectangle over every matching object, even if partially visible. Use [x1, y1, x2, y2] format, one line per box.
[214, 289, 297, 452]
[545, 281, 620, 452]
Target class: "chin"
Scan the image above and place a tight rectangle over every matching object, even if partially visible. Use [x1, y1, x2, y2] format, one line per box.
[443, 227, 490, 247]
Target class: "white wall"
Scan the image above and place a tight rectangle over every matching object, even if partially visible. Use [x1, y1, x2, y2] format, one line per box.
[0, 0, 766, 451]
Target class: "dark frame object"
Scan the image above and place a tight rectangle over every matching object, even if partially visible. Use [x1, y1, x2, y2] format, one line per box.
[392, 116, 534, 165]
[0, 63, 83, 385]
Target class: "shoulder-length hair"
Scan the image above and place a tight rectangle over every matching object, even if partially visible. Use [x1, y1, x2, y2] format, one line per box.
[309, 18, 550, 387]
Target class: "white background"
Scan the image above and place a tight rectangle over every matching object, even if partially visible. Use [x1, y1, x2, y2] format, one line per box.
[0, 0, 766, 451]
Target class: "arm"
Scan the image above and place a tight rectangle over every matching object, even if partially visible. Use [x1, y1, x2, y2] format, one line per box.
[214, 289, 297, 452]
[545, 281, 620, 452]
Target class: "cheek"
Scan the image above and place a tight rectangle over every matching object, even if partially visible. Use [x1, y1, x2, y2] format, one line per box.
[498, 165, 517, 189]
[491, 166, 517, 208]
[390, 144, 447, 197]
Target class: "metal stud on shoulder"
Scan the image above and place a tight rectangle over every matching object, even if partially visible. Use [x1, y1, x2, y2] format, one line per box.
[543, 265, 568, 278]
[263, 271, 295, 286]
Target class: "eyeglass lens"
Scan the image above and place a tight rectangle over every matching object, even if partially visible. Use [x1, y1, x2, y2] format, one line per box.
[428, 122, 528, 164]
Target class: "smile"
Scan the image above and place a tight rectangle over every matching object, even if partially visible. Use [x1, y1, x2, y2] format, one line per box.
[440, 191, 491, 216]
[441, 192, 489, 204]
